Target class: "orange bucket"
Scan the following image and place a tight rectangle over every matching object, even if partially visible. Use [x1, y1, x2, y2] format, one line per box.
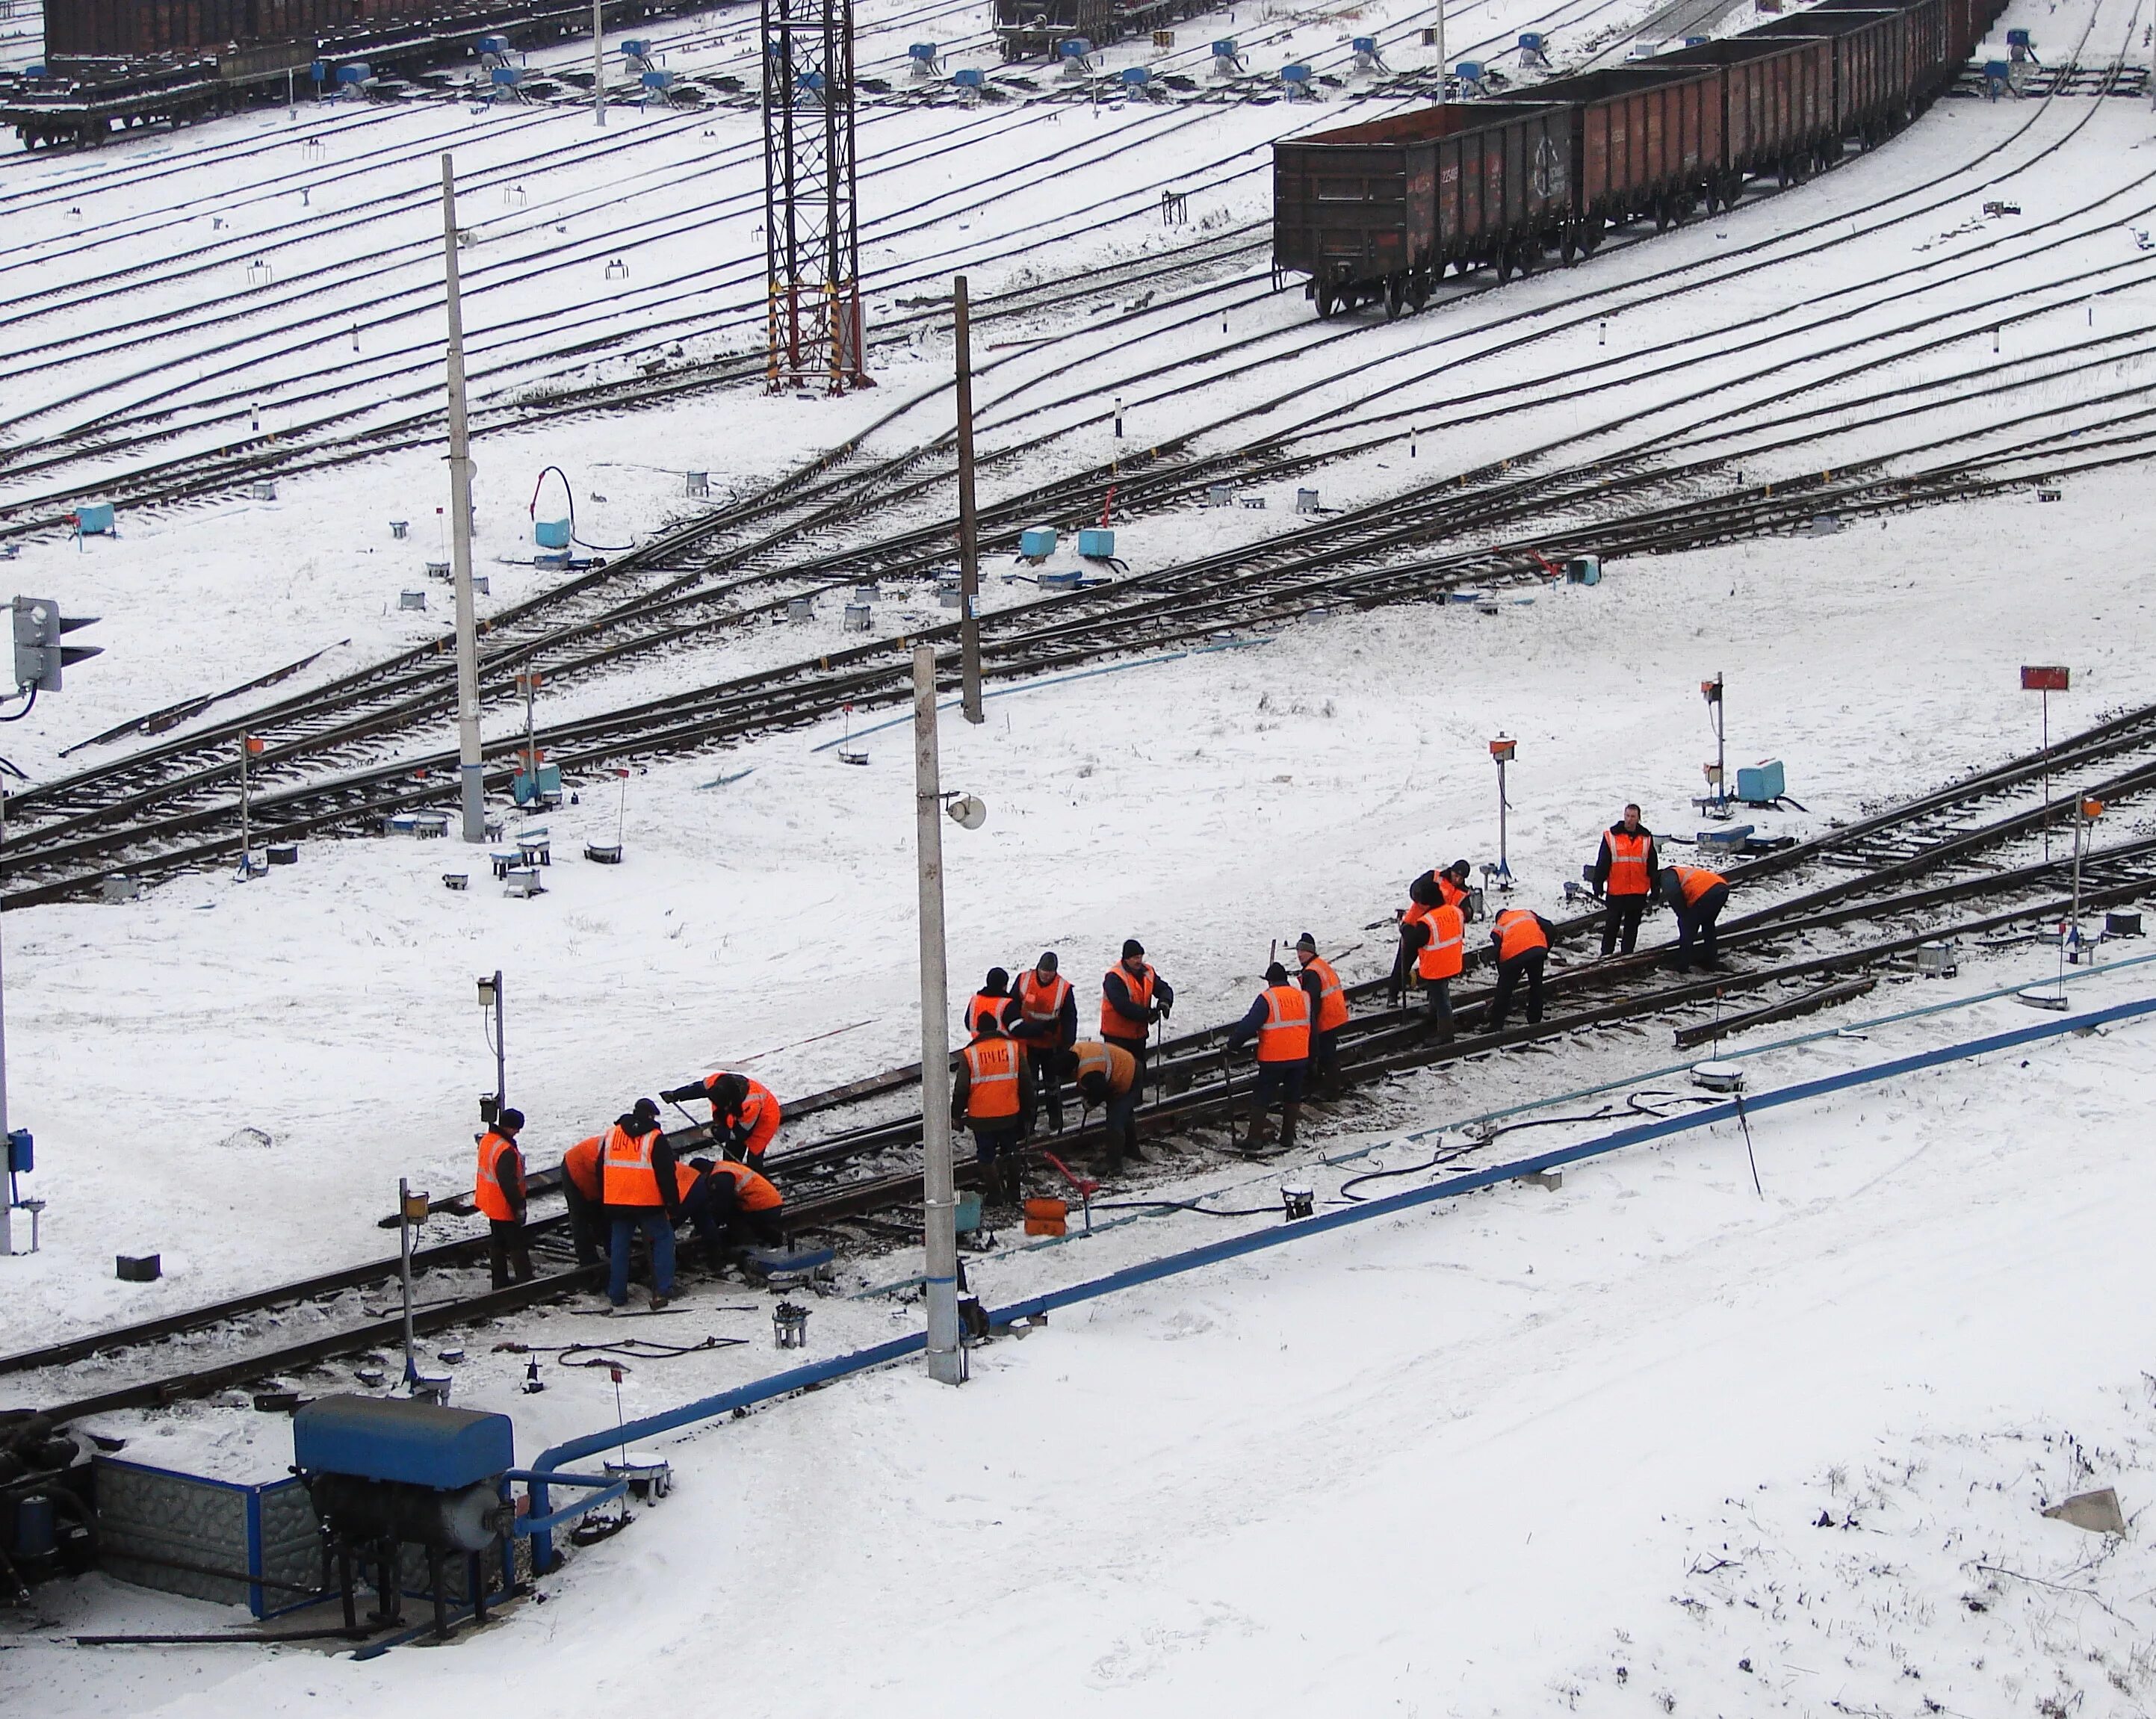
[1023, 1196, 1068, 1237]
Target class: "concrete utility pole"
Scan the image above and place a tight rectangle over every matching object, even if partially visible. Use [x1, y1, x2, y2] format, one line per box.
[953, 275, 984, 724]
[593, 0, 606, 126]
[912, 645, 963, 1385]
[1434, 0, 1444, 96]
[441, 155, 486, 844]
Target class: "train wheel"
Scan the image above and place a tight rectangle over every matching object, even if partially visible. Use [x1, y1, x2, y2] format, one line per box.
[1315, 282, 1336, 320]
[1408, 272, 1431, 311]
[1496, 247, 1514, 284]
[1384, 276, 1404, 320]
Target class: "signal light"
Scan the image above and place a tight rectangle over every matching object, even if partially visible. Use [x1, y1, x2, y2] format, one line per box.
[11, 595, 101, 693]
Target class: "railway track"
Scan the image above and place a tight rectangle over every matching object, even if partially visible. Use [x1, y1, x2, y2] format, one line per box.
[9, 690, 2156, 1425]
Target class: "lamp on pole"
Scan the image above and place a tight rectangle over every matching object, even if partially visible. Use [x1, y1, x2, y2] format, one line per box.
[1488, 733, 1516, 888]
[477, 970, 505, 1123]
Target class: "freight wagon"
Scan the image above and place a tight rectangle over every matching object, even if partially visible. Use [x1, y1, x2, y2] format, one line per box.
[1649, 34, 1834, 195]
[992, 0, 1214, 61]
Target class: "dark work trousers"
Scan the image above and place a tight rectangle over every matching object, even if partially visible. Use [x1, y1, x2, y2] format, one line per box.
[1419, 976, 1455, 1032]
[684, 1179, 784, 1266]
[1023, 1045, 1066, 1133]
[970, 1121, 1023, 1168]
[1675, 883, 1731, 969]
[607, 1210, 677, 1307]
[1488, 950, 1547, 1030]
[1310, 1027, 1342, 1088]
[1253, 1059, 1307, 1112]
[1104, 1032, 1149, 1156]
[486, 1217, 533, 1289]
[562, 1179, 607, 1267]
[1601, 893, 1648, 955]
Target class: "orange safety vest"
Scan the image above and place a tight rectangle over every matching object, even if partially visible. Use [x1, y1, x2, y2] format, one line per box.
[1256, 983, 1313, 1063]
[474, 1131, 518, 1221]
[601, 1122, 665, 1207]
[1676, 866, 1726, 906]
[1494, 909, 1549, 963]
[1071, 1040, 1136, 1096]
[562, 1135, 604, 1201]
[1413, 903, 1466, 981]
[1302, 956, 1348, 1031]
[1101, 962, 1156, 1040]
[1015, 970, 1071, 1032]
[704, 1159, 784, 1212]
[965, 991, 1012, 1034]
[1605, 830, 1652, 897]
[961, 1035, 1023, 1120]
[1437, 873, 1470, 911]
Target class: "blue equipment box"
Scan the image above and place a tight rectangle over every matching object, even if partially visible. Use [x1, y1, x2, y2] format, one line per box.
[294, 1396, 512, 1490]
[1077, 527, 1115, 558]
[1735, 761, 1785, 803]
[533, 518, 571, 549]
[1017, 527, 1056, 559]
[335, 63, 370, 84]
[1695, 824, 1754, 853]
[75, 503, 116, 535]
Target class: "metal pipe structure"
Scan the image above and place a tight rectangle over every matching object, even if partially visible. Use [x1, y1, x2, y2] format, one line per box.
[440, 156, 485, 844]
[953, 275, 983, 724]
[912, 645, 962, 1385]
[592, 0, 605, 126]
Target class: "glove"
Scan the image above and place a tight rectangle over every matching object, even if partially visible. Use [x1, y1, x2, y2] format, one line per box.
[660, 1083, 697, 1104]
[1592, 885, 1605, 901]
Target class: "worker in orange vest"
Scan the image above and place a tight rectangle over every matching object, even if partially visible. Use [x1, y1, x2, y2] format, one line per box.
[1293, 932, 1349, 1091]
[1066, 1039, 1140, 1171]
[1487, 908, 1555, 1030]
[1009, 952, 1077, 1133]
[681, 1156, 786, 1266]
[559, 1132, 607, 1267]
[952, 1015, 1036, 1206]
[1100, 939, 1172, 1163]
[962, 967, 1020, 1037]
[1435, 860, 1475, 914]
[1589, 803, 1660, 955]
[1224, 962, 1314, 1151]
[474, 1109, 532, 1289]
[601, 1099, 684, 1312]
[1398, 873, 1466, 1037]
[661, 1071, 781, 1168]
[1658, 864, 1731, 970]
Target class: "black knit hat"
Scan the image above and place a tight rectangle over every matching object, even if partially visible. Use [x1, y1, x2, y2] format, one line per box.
[984, 966, 1010, 994]
[1264, 961, 1289, 984]
[632, 1097, 660, 1123]
[497, 1108, 525, 1132]
[1295, 932, 1317, 953]
[1121, 938, 1144, 959]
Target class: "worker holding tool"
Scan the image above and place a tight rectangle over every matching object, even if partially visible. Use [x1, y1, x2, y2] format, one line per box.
[952, 1015, 1036, 1207]
[1010, 952, 1077, 1133]
[1659, 864, 1731, 970]
[660, 1071, 782, 1169]
[559, 1132, 608, 1267]
[964, 967, 1021, 1036]
[1066, 1039, 1139, 1172]
[680, 1156, 786, 1266]
[474, 1108, 533, 1289]
[1101, 939, 1172, 1163]
[1224, 962, 1313, 1152]
[1398, 873, 1466, 1036]
[1487, 908, 1555, 1030]
[1588, 803, 1659, 955]
[601, 1099, 683, 1312]
[1293, 933, 1349, 1094]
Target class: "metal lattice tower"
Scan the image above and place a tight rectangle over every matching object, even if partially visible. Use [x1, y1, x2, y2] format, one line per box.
[762, 0, 869, 393]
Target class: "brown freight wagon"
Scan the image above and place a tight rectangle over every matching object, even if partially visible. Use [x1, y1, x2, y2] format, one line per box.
[1273, 102, 1576, 318]
[1748, 10, 1911, 143]
[1650, 34, 1834, 198]
[1522, 64, 1725, 241]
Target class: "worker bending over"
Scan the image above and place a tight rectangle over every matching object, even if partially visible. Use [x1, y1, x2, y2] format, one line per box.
[661, 1071, 782, 1168]
[1294, 933, 1348, 1091]
[1100, 939, 1171, 1164]
[1225, 962, 1313, 1152]
[1589, 803, 1659, 956]
[1399, 873, 1466, 1036]
[952, 1015, 1036, 1206]
[601, 1099, 683, 1312]
[559, 1132, 607, 1267]
[1067, 1039, 1140, 1173]
[474, 1109, 533, 1289]
[1487, 908, 1555, 1030]
[1009, 952, 1077, 1133]
[1659, 864, 1730, 970]
[681, 1155, 785, 1267]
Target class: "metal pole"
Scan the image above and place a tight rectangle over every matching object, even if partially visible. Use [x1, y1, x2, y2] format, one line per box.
[592, 0, 605, 126]
[2041, 687, 2051, 862]
[954, 275, 983, 725]
[441, 155, 486, 845]
[492, 969, 507, 1111]
[1496, 756, 1508, 877]
[239, 739, 250, 868]
[1434, 0, 1444, 93]
[913, 645, 963, 1386]
[398, 1177, 419, 1384]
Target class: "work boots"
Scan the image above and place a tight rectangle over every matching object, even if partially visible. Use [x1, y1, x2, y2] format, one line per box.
[980, 1160, 1012, 1208]
[1280, 1103, 1301, 1151]
[1242, 1109, 1276, 1152]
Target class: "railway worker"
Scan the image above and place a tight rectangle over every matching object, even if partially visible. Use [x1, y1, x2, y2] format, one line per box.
[1293, 932, 1350, 1092]
[1009, 952, 1077, 1133]
[1224, 962, 1314, 1151]
[1658, 864, 1731, 970]
[474, 1109, 533, 1290]
[1398, 873, 1466, 1036]
[1100, 940, 1171, 1163]
[1066, 1038, 1140, 1172]
[952, 1015, 1035, 1207]
[1487, 907, 1555, 1031]
[1436, 860, 1475, 914]
[1589, 803, 1660, 956]
[680, 1156, 786, 1267]
[601, 1099, 684, 1313]
[660, 1071, 782, 1169]
[559, 1132, 608, 1268]
[964, 967, 1020, 1036]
